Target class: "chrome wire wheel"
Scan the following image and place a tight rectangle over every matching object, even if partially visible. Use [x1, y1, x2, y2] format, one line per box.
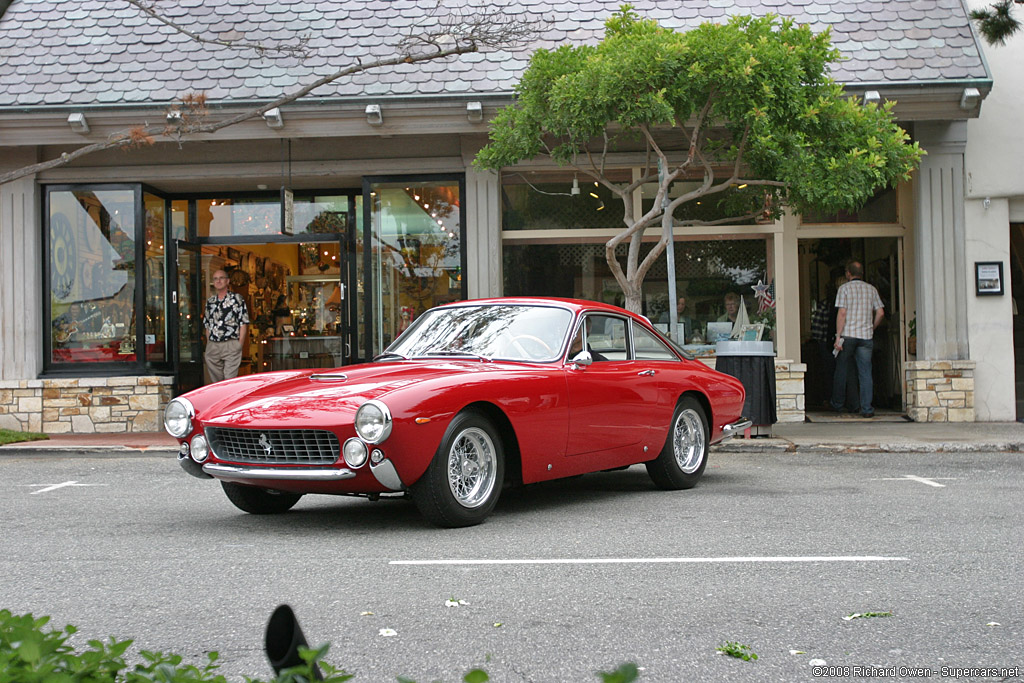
[672, 408, 707, 474]
[446, 426, 498, 508]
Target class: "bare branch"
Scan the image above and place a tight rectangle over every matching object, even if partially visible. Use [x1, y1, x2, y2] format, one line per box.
[124, 0, 312, 57]
[0, 8, 542, 186]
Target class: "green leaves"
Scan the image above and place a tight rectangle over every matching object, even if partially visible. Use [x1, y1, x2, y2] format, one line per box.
[477, 8, 921, 223]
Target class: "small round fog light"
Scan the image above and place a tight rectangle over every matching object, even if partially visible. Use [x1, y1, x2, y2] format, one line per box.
[178, 442, 190, 460]
[191, 434, 209, 463]
[370, 449, 385, 465]
[343, 438, 368, 468]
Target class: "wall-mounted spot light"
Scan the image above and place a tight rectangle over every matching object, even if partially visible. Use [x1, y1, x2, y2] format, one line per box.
[862, 90, 881, 106]
[67, 113, 90, 134]
[960, 87, 981, 110]
[166, 110, 182, 124]
[466, 101, 483, 122]
[263, 107, 284, 129]
[366, 104, 383, 126]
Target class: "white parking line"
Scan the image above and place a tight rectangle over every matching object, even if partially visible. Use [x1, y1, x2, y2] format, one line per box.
[872, 475, 955, 487]
[20, 481, 108, 495]
[390, 555, 908, 566]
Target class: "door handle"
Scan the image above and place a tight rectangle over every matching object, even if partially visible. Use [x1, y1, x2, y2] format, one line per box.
[637, 369, 656, 376]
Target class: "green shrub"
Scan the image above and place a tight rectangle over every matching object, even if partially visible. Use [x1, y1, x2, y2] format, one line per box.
[1, 610, 640, 682]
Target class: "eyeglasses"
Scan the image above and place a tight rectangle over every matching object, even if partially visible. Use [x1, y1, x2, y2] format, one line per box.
[212, 276, 228, 281]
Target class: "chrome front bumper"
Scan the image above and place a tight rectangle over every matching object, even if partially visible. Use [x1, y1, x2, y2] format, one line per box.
[719, 417, 753, 441]
[202, 462, 357, 482]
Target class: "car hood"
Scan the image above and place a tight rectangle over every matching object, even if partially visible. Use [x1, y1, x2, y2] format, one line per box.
[192, 360, 539, 429]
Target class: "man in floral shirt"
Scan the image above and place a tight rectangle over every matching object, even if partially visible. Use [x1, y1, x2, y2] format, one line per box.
[203, 269, 249, 382]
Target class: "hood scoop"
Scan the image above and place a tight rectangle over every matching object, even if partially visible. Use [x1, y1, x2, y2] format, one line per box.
[309, 373, 348, 382]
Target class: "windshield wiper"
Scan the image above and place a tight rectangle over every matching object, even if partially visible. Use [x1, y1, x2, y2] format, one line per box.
[373, 352, 409, 362]
[421, 350, 492, 362]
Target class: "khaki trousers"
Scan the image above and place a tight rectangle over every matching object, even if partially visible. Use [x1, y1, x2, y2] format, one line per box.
[205, 339, 242, 383]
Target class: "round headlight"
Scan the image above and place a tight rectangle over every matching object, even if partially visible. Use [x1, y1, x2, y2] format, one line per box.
[164, 398, 195, 438]
[343, 438, 368, 468]
[354, 400, 392, 444]
[191, 434, 209, 463]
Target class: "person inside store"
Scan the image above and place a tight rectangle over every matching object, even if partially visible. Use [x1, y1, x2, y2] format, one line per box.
[272, 294, 293, 334]
[203, 269, 250, 383]
[810, 269, 845, 406]
[717, 292, 741, 324]
[830, 260, 884, 418]
[659, 296, 697, 342]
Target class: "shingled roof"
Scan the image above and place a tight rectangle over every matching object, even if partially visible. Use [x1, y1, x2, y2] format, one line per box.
[0, 0, 990, 109]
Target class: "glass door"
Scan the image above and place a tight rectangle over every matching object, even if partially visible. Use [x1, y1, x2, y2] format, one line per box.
[173, 241, 204, 395]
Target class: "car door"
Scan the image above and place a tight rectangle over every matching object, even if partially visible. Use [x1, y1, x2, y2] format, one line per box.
[564, 314, 655, 459]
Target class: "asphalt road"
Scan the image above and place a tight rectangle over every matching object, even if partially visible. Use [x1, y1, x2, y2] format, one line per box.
[1, 449, 1022, 682]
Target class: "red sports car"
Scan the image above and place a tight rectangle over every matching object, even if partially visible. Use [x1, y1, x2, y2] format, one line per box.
[165, 298, 750, 527]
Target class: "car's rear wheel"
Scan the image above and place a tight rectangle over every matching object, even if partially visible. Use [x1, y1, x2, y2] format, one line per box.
[411, 410, 504, 528]
[220, 481, 303, 514]
[646, 396, 708, 490]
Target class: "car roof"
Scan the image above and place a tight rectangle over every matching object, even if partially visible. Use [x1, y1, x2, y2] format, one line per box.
[438, 296, 645, 321]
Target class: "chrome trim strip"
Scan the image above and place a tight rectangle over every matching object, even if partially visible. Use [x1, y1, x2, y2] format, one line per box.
[309, 373, 348, 381]
[202, 463, 356, 482]
[719, 417, 753, 441]
[370, 459, 404, 491]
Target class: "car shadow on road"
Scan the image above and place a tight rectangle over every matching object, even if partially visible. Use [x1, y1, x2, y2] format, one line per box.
[165, 464, 755, 534]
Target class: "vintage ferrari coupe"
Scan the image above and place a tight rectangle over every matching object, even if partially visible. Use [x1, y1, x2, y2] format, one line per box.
[165, 298, 750, 527]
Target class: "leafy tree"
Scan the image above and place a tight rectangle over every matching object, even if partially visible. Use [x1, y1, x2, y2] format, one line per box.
[970, 0, 1022, 45]
[475, 6, 923, 313]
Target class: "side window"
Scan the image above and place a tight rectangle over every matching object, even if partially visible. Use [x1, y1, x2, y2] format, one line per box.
[586, 315, 628, 361]
[632, 323, 680, 361]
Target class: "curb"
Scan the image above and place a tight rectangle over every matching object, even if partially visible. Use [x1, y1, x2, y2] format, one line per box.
[0, 445, 179, 457]
[712, 440, 1024, 454]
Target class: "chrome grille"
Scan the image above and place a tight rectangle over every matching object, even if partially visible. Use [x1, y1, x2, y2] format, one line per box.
[205, 427, 339, 465]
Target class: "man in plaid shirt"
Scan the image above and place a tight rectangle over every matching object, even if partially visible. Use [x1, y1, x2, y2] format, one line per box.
[830, 261, 884, 418]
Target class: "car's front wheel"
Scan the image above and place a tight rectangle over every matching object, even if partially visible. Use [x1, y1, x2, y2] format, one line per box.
[411, 410, 505, 528]
[220, 481, 303, 514]
[646, 396, 709, 490]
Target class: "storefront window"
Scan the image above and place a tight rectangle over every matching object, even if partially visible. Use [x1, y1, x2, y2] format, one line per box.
[294, 195, 349, 234]
[170, 199, 188, 241]
[501, 171, 627, 230]
[195, 195, 351, 238]
[144, 193, 167, 365]
[367, 179, 464, 355]
[504, 238, 770, 355]
[801, 185, 899, 223]
[48, 188, 138, 364]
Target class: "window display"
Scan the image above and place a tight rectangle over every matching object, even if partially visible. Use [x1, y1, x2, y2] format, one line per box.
[368, 179, 465, 355]
[48, 188, 138, 364]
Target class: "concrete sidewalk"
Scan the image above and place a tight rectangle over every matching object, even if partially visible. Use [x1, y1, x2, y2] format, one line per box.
[3, 420, 1024, 456]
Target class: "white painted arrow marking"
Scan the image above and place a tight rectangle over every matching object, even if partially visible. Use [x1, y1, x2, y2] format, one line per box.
[22, 481, 108, 494]
[871, 475, 955, 487]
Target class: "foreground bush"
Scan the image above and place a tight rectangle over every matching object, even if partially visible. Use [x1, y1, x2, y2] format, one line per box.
[0, 610, 639, 682]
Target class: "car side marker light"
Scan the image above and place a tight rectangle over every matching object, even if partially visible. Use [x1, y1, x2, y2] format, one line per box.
[415, 417, 431, 424]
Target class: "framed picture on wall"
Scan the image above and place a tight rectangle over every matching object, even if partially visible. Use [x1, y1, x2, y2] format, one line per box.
[975, 261, 1004, 296]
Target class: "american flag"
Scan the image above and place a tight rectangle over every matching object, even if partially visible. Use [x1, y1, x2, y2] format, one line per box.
[754, 279, 775, 313]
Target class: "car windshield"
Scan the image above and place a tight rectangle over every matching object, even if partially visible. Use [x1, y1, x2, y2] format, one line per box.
[386, 304, 574, 362]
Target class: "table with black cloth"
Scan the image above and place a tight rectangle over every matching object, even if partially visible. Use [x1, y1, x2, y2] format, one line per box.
[714, 341, 777, 428]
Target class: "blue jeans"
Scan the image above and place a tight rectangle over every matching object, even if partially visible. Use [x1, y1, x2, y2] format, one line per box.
[831, 336, 874, 415]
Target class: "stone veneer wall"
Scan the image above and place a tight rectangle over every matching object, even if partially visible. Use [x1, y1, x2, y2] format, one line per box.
[0, 376, 174, 433]
[905, 360, 975, 422]
[774, 360, 806, 423]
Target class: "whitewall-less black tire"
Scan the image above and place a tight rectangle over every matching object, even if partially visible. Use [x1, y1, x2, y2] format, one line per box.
[411, 410, 505, 528]
[645, 396, 709, 490]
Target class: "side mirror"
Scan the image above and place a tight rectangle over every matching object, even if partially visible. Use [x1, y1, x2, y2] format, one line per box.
[570, 350, 593, 368]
